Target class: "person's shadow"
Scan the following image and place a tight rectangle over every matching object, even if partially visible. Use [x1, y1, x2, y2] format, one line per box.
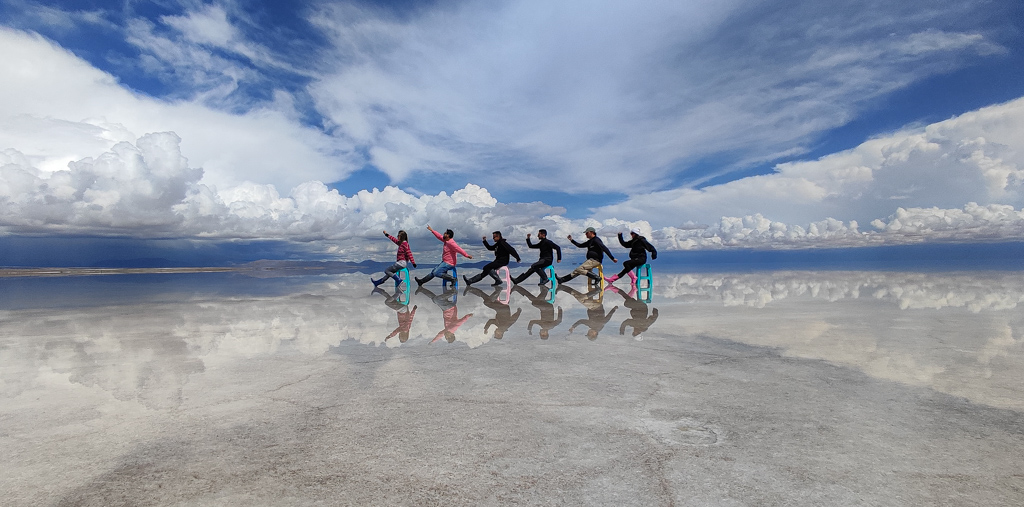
[607, 285, 659, 339]
[372, 287, 418, 343]
[559, 285, 618, 341]
[513, 285, 562, 340]
[417, 285, 473, 344]
[464, 286, 522, 340]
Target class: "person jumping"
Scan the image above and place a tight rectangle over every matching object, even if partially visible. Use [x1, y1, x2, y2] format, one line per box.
[606, 227, 657, 285]
[415, 225, 473, 286]
[512, 229, 562, 285]
[371, 230, 416, 287]
[557, 227, 617, 284]
[464, 231, 521, 286]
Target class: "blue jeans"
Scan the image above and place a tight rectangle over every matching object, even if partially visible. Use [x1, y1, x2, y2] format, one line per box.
[420, 262, 456, 283]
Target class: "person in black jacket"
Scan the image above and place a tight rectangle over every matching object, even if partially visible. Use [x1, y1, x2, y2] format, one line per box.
[512, 229, 562, 285]
[556, 227, 617, 284]
[606, 227, 657, 285]
[464, 231, 521, 286]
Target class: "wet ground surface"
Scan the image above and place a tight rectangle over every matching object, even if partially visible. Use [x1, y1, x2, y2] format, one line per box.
[2, 270, 1023, 505]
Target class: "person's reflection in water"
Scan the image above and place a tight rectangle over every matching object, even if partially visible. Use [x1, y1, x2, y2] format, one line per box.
[417, 286, 473, 344]
[607, 285, 659, 339]
[464, 286, 523, 340]
[560, 285, 618, 341]
[373, 287, 418, 343]
[514, 285, 562, 340]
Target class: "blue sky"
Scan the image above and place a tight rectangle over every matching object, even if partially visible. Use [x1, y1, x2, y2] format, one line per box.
[2, 0, 1024, 262]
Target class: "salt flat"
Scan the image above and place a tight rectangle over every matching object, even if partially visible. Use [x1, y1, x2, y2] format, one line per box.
[1, 270, 1022, 506]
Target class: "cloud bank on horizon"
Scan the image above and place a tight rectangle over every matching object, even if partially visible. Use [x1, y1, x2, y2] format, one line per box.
[2, 0, 1024, 257]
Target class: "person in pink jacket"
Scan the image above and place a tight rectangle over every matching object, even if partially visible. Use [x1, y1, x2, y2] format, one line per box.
[372, 230, 416, 287]
[415, 225, 474, 286]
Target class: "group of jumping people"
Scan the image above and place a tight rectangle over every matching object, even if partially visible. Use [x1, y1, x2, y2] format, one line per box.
[370, 224, 657, 288]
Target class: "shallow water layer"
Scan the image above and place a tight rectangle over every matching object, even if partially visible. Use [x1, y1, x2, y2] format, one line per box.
[2, 270, 1023, 505]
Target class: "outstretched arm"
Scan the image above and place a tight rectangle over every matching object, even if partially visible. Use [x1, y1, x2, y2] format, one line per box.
[599, 238, 617, 263]
[453, 242, 473, 259]
[510, 244, 522, 263]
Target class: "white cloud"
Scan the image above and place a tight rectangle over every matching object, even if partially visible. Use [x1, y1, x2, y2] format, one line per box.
[305, 0, 1004, 192]
[162, 4, 238, 49]
[597, 97, 1024, 228]
[0, 27, 348, 193]
[6, 126, 1024, 254]
[3, 4, 1024, 253]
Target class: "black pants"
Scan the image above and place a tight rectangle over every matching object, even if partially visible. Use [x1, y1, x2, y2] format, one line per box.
[514, 257, 553, 283]
[617, 257, 647, 278]
[467, 260, 508, 284]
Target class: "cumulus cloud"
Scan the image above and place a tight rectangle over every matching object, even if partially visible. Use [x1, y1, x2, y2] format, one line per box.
[6, 122, 1024, 255]
[0, 27, 346, 193]
[598, 97, 1024, 228]
[3, 3, 1024, 255]
[0, 131, 580, 252]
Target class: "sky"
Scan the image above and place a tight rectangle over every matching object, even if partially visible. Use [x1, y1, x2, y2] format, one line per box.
[2, 0, 1024, 263]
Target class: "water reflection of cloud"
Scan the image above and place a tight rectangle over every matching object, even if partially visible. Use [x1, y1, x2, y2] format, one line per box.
[0, 275, 556, 409]
[654, 271, 1024, 412]
[3, 271, 1022, 413]
[660, 271, 1024, 311]
[0, 307, 204, 409]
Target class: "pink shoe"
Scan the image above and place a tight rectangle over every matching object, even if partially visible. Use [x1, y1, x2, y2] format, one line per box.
[627, 271, 638, 286]
[604, 274, 619, 284]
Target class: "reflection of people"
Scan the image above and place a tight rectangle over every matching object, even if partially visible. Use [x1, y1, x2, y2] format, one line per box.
[464, 286, 522, 339]
[561, 285, 618, 340]
[416, 226, 473, 286]
[372, 230, 417, 287]
[374, 287, 418, 343]
[557, 227, 617, 284]
[515, 285, 562, 340]
[606, 228, 657, 285]
[464, 231, 521, 286]
[607, 285, 659, 338]
[417, 286, 473, 343]
[512, 229, 562, 285]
